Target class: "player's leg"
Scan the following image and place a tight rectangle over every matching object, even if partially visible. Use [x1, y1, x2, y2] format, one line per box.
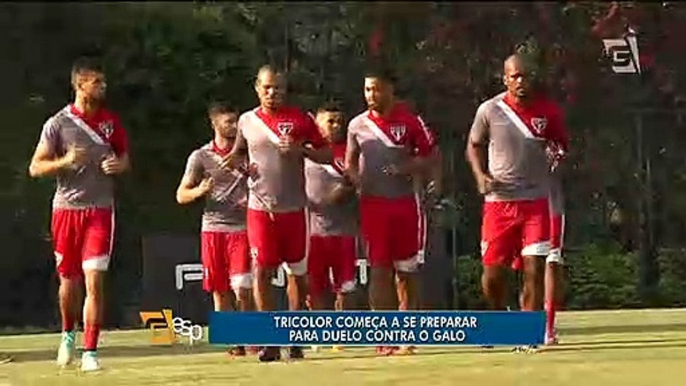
[79, 207, 115, 372]
[51, 209, 84, 367]
[201, 231, 234, 312]
[481, 201, 520, 311]
[247, 209, 282, 362]
[330, 236, 358, 352]
[228, 231, 253, 313]
[519, 199, 551, 313]
[360, 196, 397, 355]
[307, 235, 332, 311]
[280, 210, 309, 360]
[545, 213, 565, 345]
[227, 231, 255, 356]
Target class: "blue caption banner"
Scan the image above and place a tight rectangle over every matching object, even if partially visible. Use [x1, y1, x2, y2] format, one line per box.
[208, 311, 545, 346]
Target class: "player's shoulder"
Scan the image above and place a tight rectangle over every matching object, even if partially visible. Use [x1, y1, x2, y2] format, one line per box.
[47, 105, 71, 124]
[190, 142, 212, 158]
[474, 93, 504, 117]
[348, 110, 368, 128]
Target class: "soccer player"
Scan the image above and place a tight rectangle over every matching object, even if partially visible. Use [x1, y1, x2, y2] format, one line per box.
[28, 57, 130, 371]
[345, 69, 437, 356]
[466, 54, 568, 348]
[224, 65, 333, 362]
[176, 102, 255, 356]
[305, 102, 359, 352]
[543, 171, 565, 345]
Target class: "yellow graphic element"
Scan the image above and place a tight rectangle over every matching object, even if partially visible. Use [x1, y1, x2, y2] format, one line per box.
[139, 309, 176, 345]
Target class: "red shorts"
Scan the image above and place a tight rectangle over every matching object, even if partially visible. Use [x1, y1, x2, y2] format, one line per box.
[201, 231, 251, 292]
[307, 235, 357, 297]
[512, 213, 565, 270]
[51, 207, 114, 278]
[360, 196, 421, 272]
[481, 198, 550, 267]
[247, 209, 306, 274]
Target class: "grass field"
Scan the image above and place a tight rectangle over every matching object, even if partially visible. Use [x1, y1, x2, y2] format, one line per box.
[1, 309, 686, 386]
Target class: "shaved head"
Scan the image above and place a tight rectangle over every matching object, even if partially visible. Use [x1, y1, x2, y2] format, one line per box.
[255, 65, 286, 110]
[503, 54, 535, 100]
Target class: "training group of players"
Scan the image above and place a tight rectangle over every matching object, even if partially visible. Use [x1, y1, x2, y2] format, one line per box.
[27, 52, 568, 370]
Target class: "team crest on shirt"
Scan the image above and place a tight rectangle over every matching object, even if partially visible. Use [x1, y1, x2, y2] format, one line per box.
[99, 121, 114, 138]
[530, 117, 547, 134]
[277, 122, 294, 136]
[390, 124, 406, 141]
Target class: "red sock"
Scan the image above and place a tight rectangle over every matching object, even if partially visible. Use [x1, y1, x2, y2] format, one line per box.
[62, 314, 75, 333]
[545, 301, 556, 335]
[84, 324, 100, 351]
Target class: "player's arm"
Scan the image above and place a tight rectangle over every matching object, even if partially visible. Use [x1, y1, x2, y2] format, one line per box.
[427, 147, 443, 197]
[176, 153, 213, 204]
[343, 122, 362, 191]
[29, 119, 85, 178]
[221, 119, 248, 170]
[300, 113, 333, 164]
[466, 103, 496, 195]
[546, 104, 570, 174]
[389, 116, 437, 177]
[101, 116, 131, 175]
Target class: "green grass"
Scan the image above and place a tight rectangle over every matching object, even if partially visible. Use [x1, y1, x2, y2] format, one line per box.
[2, 309, 686, 385]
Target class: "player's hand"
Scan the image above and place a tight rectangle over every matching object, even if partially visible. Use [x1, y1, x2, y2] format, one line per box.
[476, 173, 498, 195]
[278, 135, 302, 156]
[63, 146, 88, 169]
[196, 177, 214, 196]
[322, 182, 350, 205]
[101, 154, 126, 175]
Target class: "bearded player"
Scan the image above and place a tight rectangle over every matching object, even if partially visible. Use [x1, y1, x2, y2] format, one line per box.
[466, 54, 568, 350]
[345, 69, 437, 356]
[28, 57, 130, 371]
[176, 102, 256, 356]
[305, 102, 359, 352]
[225, 65, 332, 362]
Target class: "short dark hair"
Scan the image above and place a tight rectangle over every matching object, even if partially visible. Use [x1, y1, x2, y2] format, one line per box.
[364, 66, 396, 85]
[207, 101, 238, 117]
[317, 100, 342, 114]
[71, 57, 103, 77]
[256, 64, 286, 85]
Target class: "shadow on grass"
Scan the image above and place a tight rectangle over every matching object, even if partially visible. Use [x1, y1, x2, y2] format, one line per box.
[6, 343, 225, 363]
[9, 334, 686, 363]
[562, 323, 686, 336]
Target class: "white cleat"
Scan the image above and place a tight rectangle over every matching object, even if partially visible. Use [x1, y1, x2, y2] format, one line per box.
[80, 351, 101, 372]
[56, 331, 76, 367]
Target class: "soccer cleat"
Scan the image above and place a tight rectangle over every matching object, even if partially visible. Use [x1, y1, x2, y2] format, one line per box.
[545, 331, 560, 346]
[228, 346, 246, 357]
[288, 346, 305, 360]
[395, 345, 417, 355]
[56, 331, 76, 367]
[258, 346, 281, 362]
[375, 346, 398, 356]
[310, 345, 321, 353]
[0, 353, 13, 365]
[246, 346, 260, 355]
[512, 345, 539, 354]
[80, 351, 101, 372]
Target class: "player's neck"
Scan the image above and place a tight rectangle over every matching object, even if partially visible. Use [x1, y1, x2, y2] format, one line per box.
[260, 104, 282, 116]
[73, 96, 98, 117]
[369, 99, 396, 119]
[213, 135, 232, 151]
[506, 92, 532, 107]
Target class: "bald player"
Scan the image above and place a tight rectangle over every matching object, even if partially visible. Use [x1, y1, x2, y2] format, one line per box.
[345, 69, 437, 356]
[466, 54, 568, 350]
[29, 57, 130, 371]
[224, 65, 333, 362]
[176, 101, 255, 356]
